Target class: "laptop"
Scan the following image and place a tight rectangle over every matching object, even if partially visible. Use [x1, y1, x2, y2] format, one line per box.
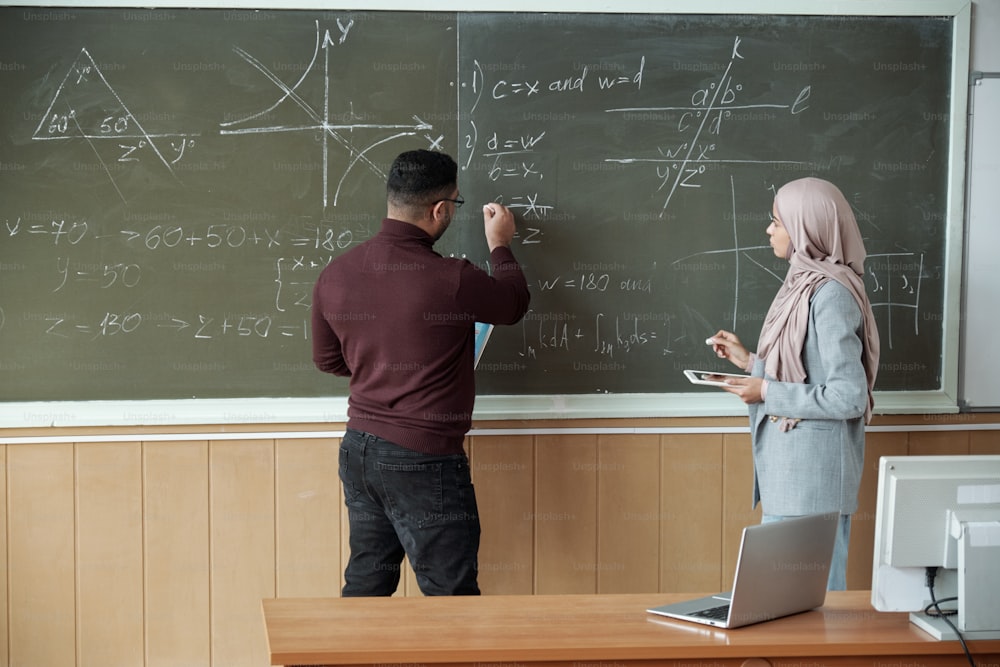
[646, 512, 838, 629]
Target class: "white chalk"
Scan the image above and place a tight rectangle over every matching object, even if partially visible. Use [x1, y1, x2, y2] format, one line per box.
[705, 337, 716, 345]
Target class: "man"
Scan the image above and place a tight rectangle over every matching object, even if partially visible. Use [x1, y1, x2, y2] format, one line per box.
[311, 149, 530, 596]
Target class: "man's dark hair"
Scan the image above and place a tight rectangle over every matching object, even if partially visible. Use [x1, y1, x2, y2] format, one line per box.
[387, 150, 458, 211]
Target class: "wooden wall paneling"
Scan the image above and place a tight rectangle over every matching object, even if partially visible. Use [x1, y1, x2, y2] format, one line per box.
[0, 446, 7, 667]
[659, 434, 725, 593]
[144, 441, 211, 667]
[851, 431, 908, 591]
[470, 435, 535, 595]
[76, 442, 144, 667]
[275, 438, 341, 598]
[596, 434, 660, 593]
[970, 428, 1000, 454]
[534, 434, 598, 594]
[209, 439, 275, 667]
[908, 429, 970, 455]
[721, 433, 759, 580]
[7, 443, 76, 667]
[1, 418, 996, 666]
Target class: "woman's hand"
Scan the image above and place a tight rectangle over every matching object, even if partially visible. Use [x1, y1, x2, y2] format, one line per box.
[707, 330, 750, 371]
[715, 375, 764, 404]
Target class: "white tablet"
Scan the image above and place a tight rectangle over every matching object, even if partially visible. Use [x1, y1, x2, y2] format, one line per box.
[684, 369, 750, 387]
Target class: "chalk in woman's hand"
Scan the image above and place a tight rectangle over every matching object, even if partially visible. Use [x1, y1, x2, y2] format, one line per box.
[705, 337, 716, 345]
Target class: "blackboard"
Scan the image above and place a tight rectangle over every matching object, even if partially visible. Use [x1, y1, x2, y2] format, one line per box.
[0, 4, 971, 421]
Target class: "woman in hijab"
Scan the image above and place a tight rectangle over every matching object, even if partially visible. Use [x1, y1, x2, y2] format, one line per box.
[708, 177, 880, 590]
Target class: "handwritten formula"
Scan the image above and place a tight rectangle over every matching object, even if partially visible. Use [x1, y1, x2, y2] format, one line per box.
[0, 9, 954, 400]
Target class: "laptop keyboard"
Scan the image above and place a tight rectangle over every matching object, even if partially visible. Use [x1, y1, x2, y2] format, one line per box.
[689, 604, 730, 621]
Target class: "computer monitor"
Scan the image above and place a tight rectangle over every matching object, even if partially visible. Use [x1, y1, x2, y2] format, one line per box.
[871, 454, 1000, 640]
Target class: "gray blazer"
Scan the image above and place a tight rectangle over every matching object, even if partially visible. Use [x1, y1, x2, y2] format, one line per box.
[748, 280, 869, 516]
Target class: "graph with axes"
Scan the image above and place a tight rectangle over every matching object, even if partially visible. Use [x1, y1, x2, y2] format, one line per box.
[31, 19, 436, 210]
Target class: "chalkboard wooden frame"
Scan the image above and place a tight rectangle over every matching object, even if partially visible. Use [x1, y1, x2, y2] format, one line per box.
[0, 0, 971, 426]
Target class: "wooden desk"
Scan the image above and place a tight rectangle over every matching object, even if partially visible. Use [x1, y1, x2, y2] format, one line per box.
[262, 590, 1000, 667]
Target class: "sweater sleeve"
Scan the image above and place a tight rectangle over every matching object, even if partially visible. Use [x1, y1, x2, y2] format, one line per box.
[310, 279, 352, 377]
[457, 246, 530, 325]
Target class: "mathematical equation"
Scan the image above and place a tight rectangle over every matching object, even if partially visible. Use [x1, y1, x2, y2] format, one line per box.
[0, 8, 954, 399]
[3, 215, 347, 332]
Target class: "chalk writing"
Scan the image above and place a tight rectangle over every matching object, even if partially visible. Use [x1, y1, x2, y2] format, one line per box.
[605, 36, 811, 215]
[31, 48, 201, 203]
[219, 20, 437, 210]
[0, 9, 955, 402]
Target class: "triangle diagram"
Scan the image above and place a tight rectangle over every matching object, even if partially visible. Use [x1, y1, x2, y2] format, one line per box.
[31, 47, 191, 175]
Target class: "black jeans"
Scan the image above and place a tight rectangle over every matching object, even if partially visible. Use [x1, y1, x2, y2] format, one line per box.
[338, 428, 481, 596]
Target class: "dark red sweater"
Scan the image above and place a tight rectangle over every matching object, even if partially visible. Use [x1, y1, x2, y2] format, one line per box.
[311, 218, 530, 454]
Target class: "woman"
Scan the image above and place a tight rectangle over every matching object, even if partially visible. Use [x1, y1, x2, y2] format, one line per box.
[708, 177, 880, 590]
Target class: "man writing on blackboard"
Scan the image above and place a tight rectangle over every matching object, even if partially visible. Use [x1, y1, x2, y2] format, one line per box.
[311, 149, 530, 596]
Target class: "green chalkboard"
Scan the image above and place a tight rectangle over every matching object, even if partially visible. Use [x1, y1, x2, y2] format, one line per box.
[0, 7, 964, 404]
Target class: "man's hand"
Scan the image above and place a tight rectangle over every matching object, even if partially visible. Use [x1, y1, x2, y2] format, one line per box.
[483, 203, 515, 251]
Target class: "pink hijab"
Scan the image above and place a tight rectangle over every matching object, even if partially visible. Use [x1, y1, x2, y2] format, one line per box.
[756, 178, 880, 422]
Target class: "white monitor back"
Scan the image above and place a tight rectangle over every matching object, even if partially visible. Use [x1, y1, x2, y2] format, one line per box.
[871, 455, 1000, 612]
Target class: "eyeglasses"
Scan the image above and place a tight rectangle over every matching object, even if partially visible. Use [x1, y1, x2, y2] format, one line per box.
[435, 196, 465, 208]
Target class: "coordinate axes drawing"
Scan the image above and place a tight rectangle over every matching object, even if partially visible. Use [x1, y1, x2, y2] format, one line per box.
[219, 20, 436, 209]
[30, 20, 436, 209]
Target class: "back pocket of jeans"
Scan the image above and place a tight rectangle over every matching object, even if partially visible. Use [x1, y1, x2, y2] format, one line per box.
[375, 460, 444, 526]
